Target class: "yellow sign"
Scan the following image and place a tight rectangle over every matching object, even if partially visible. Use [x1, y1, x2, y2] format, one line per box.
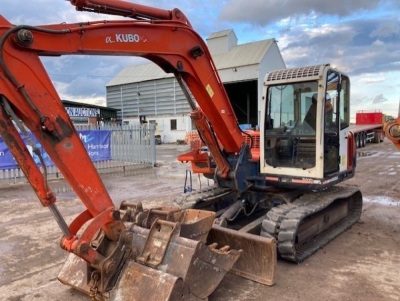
[206, 84, 214, 98]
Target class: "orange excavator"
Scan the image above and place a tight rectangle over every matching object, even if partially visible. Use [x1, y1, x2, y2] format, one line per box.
[1, 0, 399, 300]
[0, 0, 275, 300]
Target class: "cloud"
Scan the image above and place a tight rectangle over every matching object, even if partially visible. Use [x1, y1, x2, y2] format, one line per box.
[372, 39, 385, 47]
[219, 0, 399, 26]
[358, 76, 386, 84]
[53, 80, 106, 106]
[2, 0, 399, 117]
[372, 94, 388, 104]
[3, 1, 78, 24]
[370, 19, 400, 38]
[40, 55, 143, 103]
[278, 17, 400, 76]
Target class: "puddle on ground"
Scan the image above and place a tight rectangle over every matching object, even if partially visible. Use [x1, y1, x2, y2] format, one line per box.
[357, 151, 378, 157]
[363, 196, 400, 206]
[122, 167, 155, 177]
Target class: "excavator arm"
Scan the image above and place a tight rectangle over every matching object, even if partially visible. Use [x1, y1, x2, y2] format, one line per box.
[0, 1, 273, 299]
[0, 0, 246, 216]
[20, 9, 243, 176]
[71, 0, 192, 25]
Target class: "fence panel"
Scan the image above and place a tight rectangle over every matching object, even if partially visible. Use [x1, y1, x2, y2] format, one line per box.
[0, 124, 156, 186]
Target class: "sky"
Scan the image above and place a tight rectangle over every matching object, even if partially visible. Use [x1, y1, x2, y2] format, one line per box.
[1, 0, 400, 120]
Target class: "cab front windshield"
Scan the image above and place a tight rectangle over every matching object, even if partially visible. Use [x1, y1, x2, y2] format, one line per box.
[264, 81, 318, 168]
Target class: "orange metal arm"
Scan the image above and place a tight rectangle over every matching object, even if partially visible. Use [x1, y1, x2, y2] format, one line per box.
[70, 0, 191, 26]
[0, 17, 124, 260]
[0, 4, 244, 247]
[0, 0, 245, 276]
[7, 17, 244, 175]
[0, 20, 115, 217]
[0, 100, 56, 208]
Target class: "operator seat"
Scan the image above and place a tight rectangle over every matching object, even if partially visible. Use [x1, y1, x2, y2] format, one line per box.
[303, 93, 318, 131]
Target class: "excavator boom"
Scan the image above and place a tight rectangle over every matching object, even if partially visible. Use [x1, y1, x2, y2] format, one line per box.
[0, 10, 245, 210]
[71, 0, 190, 24]
[0, 1, 276, 299]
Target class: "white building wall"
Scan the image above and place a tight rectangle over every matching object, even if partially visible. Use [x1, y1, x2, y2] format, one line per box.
[107, 78, 194, 144]
[218, 64, 259, 83]
[123, 115, 192, 143]
[257, 42, 286, 127]
[207, 30, 237, 55]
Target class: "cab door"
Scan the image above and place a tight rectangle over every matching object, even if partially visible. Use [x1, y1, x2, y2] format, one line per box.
[323, 71, 340, 176]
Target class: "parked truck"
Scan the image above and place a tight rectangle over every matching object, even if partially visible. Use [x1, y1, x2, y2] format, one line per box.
[350, 110, 386, 148]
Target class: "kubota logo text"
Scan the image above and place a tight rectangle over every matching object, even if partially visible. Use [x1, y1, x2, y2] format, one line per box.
[106, 34, 141, 44]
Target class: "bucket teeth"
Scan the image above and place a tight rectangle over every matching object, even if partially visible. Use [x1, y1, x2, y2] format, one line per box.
[58, 208, 243, 300]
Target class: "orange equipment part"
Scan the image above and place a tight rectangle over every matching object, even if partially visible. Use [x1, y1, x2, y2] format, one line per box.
[0, 1, 245, 259]
[15, 15, 244, 157]
[384, 117, 400, 150]
[70, 0, 192, 26]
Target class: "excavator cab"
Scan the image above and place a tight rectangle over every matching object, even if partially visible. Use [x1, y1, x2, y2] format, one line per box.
[260, 64, 355, 189]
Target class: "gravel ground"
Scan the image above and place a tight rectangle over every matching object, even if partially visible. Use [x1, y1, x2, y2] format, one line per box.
[0, 141, 399, 301]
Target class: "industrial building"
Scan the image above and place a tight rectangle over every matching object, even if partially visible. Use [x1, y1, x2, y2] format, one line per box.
[62, 100, 119, 126]
[106, 29, 285, 143]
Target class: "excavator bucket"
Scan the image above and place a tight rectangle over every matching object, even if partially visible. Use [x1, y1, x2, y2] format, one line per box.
[58, 208, 242, 300]
[110, 261, 199, 300]
[208, 224, 277, 286]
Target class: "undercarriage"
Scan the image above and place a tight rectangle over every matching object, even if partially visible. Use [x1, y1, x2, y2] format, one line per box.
[174, 185, 363, 263]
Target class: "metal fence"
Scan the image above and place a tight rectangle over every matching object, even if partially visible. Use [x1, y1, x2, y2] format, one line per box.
[0, 124, 156, 186]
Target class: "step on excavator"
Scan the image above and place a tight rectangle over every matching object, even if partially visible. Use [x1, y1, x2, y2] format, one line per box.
[1, 0, 400, 300]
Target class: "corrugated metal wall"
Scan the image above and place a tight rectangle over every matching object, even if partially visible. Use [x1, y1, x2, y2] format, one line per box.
[107, 78, 191, 119]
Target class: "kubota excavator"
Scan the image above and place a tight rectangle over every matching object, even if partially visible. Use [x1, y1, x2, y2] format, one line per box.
[177, 62, 400, 263]
[0, 0, 276, 300]
[177, 61, 366, 262]
[1, 0, 399, 300]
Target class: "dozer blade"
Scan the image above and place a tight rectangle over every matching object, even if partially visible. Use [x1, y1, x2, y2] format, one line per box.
[207, 224, 277, 286]
[58, 209, 242, 300]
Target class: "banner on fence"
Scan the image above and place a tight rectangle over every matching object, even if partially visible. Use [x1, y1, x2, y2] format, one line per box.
[0, 139, 18, 169]
[79, 130, 111, 162]
[0, 130, 111, 170]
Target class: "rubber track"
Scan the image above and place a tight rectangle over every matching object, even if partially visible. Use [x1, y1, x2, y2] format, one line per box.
[173, 186, 234, 209]
[261, 186, 362, 262]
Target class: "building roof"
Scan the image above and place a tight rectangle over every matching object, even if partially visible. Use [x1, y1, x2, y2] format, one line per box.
[106, 36, 275, 87]
[62, 100, 119, 111]
[212, 39, 275, 69]
[106, 63, 173, 87]
[207, 29, 235, 40]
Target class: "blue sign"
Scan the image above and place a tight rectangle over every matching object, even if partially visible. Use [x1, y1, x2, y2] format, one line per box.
[79, 130, 111, 162]
[0, 130, 111, 170]
[0, 139, 19, 169]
